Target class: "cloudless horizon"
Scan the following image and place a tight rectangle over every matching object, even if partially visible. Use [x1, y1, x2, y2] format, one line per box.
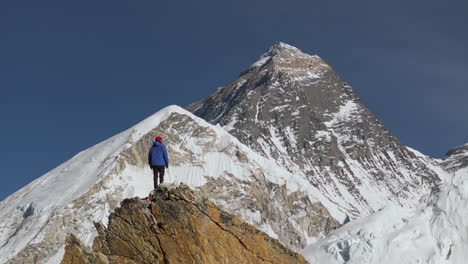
[1, 0, 467, 200]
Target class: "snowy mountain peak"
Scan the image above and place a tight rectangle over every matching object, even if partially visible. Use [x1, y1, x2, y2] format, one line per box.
[187, 43, 453, 264]
[189, 43, 441, 221]
[265, 42, 303, 57]
[249, 42, 330, 75]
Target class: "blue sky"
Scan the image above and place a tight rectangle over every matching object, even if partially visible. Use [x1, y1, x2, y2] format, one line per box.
[1, 0, 467, 200]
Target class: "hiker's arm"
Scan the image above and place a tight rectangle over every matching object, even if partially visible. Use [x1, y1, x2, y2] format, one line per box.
[164, 147, 169, 168]
[148, 149, 152, 167]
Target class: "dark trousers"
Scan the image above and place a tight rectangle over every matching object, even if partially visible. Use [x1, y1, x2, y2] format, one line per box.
[152, 166, 165, 188]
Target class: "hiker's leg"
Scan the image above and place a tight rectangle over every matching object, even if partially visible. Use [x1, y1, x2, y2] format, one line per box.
[158, 166, 165, 185]
[152, 167, 158, 189]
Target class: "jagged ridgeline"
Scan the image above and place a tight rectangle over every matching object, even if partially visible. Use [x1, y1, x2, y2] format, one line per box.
[60, 185, 307, 264]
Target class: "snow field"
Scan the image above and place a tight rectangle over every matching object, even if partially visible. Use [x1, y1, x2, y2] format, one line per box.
[301, 167, 468, 264]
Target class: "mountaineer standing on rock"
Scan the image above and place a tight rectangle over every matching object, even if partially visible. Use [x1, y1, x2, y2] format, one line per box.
[148, 136, 169, 189]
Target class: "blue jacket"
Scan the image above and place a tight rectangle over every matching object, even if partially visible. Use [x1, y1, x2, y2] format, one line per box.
[148, 141, 169, 167]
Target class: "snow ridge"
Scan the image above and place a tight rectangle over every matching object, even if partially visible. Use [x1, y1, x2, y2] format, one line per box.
[0, 105, 335, 263]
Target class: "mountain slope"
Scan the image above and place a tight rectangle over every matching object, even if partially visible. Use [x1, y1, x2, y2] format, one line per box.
[301, 144, 467, 264]
[188, 42, 441, 219]
[0, 105, 337, 263]
[60, 185, 308, 264]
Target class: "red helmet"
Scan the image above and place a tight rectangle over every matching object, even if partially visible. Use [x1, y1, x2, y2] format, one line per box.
[155, 136, 163, 142]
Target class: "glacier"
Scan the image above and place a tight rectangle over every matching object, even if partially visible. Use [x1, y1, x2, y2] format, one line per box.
[302, 148, 468, 264]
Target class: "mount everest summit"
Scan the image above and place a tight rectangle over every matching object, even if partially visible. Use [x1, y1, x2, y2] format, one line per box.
[0, 42, 466, 264]
[188, 42, 441, 220]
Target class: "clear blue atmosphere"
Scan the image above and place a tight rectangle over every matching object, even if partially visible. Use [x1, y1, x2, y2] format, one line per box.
[1, 0, 467, 200]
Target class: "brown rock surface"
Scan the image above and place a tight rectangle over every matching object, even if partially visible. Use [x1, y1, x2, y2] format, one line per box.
[61, 185, 308, 264]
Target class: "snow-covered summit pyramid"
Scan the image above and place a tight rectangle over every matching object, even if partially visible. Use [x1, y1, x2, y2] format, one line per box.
[188, 42, 441, 220]
[0, 105, 337, 263]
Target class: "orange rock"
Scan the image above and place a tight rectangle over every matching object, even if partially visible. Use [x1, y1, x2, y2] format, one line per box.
[61, 185, 308, 264]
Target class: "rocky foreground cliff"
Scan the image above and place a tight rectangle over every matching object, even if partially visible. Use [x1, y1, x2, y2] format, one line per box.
[60, 185, 307, 264]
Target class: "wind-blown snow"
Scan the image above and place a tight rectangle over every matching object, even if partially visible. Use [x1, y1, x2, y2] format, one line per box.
[250, 56, 271, 68]
[324, 100, 360, 127]
[407, 146, 451, 182]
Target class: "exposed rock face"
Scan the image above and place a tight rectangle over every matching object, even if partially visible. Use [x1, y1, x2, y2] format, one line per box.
[188, 42, 441, 218]
[61, 186, 307, 264]
[199, 177, 341, 250]
[443, 143, 468, 171]
[61, 235, 108, 264]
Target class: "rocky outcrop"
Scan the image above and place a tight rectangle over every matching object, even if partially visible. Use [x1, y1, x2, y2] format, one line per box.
[61, 185, 308, 264]
[199, 176, 341, 251]
[443, 143, 468, 171]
